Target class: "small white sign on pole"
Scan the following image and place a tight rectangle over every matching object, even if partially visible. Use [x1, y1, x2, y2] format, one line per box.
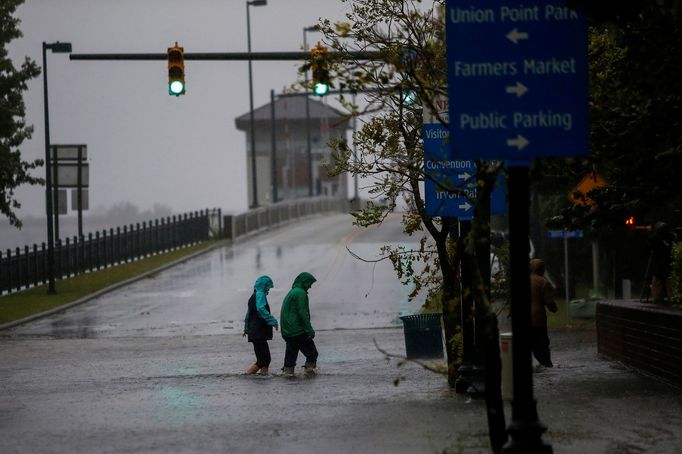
[56, 164, 89, 188]
[71, 189, 89, 210]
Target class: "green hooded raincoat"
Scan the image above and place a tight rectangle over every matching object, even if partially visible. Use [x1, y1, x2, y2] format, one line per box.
[280, 272, 316, 338]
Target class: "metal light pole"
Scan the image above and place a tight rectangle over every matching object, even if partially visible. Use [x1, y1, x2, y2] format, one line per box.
[246, 0, 267, 208]
[303, 25, 319, 197]
[352, 93, 359, 204]
[270, 88, 278, 203]
[42, 41, 72, 295]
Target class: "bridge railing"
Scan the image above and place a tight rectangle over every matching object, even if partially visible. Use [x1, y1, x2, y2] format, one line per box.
[0, 209, 218, 296]
[222, 197, 348, 241]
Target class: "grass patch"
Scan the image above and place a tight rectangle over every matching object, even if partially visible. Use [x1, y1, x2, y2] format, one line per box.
[547, 298, 594, 330]
[0, 240, 219, 325]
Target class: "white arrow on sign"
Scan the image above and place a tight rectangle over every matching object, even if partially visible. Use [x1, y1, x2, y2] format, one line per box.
[505, 81, 528, 97]
[506, 135, 530, 150]
[457, 172, 472, 181]
[506, 28, 529, 44]
[458, 201, 472, 211]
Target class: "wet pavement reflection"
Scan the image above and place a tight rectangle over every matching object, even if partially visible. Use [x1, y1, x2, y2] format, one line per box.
[11, 213, 424, 338]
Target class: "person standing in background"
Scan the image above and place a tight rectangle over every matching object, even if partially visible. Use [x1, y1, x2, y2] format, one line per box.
[530, 258, 558, 368]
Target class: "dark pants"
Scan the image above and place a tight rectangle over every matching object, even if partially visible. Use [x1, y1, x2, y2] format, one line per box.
[531, 327, 553, 367]
[251, 340, 271, 368]
[283, 334, 318, 368]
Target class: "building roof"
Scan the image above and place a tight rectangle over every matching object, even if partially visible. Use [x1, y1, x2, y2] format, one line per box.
[235, 95, 350, 131]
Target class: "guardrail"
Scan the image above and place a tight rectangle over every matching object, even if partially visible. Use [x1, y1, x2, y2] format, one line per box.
[223, 197, 348, 241]
[0, 209, 217, 295]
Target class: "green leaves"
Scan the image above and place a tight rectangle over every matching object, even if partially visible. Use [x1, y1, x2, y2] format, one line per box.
[0, 0, 41, 228]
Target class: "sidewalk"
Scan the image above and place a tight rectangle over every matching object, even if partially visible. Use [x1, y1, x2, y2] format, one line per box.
[1, 325, 681, 453]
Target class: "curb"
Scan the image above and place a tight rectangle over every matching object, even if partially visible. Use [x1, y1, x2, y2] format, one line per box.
[0, 239, 231, 332]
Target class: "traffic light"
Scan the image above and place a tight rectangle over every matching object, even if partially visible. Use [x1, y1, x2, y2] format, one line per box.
[310, 43, 330, 97]
[624, 215, 652, 231]
[167, 42, 185, 96]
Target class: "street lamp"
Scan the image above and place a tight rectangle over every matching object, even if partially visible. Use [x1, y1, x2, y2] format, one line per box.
[246, 0, 267, 208]
[303, 25, 319, 197]
[42, 41, 72, 294]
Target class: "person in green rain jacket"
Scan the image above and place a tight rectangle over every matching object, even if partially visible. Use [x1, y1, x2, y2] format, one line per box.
[243, 275, 278, 375]
[280, 272, 318, 377]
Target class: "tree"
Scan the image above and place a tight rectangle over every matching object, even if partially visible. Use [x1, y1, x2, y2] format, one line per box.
[540, 3, 682, 231]
[312, 1, 507, 451]
[0, 0, 42, 228]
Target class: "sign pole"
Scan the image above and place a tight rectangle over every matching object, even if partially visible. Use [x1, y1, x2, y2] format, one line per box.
[455, 219, 475, 393]
[503, 163, 551, 453]
[564, 235, 570, 319]
[77, 146, 83, 237]
[52, 148, 60, 242]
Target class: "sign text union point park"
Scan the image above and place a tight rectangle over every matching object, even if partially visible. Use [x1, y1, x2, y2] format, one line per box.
[445, 0, 589, 160]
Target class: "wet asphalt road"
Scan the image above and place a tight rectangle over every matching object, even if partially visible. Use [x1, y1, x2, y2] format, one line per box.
[3, 213, 682, 453]
[9, 213, 421, 338]
[3, 213, 472, 453]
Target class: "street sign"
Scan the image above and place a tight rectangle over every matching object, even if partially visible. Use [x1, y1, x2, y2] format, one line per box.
[54, 189, 67, 215]
[71, 189, 89, 210]
[55, 163, 89, 188]
[423, 99, 508, 217]
[423, 97, 476, 218]
[568, 173, 607, 206]
[547, 229, 583, 239]
[446, 0, 588, 159]
[50, 144, 87, 161]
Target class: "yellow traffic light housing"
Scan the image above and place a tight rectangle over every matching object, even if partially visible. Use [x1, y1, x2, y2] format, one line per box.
[310, 43, 330, 97]
[167, 42, 185, 96]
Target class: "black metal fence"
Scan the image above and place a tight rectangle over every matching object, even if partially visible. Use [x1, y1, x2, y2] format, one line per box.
[0, 209, 218, 295]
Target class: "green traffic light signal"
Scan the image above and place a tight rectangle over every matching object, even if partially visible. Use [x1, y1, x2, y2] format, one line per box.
[313, 82, 329, 97]
[400, 89, 416, 105]
[169, 80, 185, 96]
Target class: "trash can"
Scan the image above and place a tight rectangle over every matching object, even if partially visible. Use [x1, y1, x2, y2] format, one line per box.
[399, 313, 444, 359]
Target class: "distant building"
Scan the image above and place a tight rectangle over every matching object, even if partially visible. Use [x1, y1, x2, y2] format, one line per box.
[235, 95, 350, 205]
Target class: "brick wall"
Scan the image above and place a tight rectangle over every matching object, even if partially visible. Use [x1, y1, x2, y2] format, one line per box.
[596, 300, 682, 387]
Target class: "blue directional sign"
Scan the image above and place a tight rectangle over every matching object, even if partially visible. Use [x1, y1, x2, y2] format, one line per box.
[423, 102, 507, 217]
[445, 0, 588, 159]
[423, 120, 476, 219]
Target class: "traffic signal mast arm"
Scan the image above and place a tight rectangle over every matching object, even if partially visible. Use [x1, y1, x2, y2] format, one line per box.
[71, 51, 383, 61]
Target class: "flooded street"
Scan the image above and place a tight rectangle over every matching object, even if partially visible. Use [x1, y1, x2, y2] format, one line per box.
[10, 213, 424, 338]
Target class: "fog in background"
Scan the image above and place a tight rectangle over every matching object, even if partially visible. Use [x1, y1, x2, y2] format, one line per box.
[4, 0, 355, 248]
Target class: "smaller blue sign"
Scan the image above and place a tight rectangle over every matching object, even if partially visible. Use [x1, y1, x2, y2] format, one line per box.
[424, 159, 476, 219]
[547, 229, 584, 239]
[424, 123, 508, 217]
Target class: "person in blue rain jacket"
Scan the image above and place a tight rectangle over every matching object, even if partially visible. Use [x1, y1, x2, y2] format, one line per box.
[243, 275, 278, 375]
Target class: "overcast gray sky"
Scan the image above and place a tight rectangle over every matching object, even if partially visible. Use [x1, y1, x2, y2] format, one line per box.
[9, 0, 351, 217]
